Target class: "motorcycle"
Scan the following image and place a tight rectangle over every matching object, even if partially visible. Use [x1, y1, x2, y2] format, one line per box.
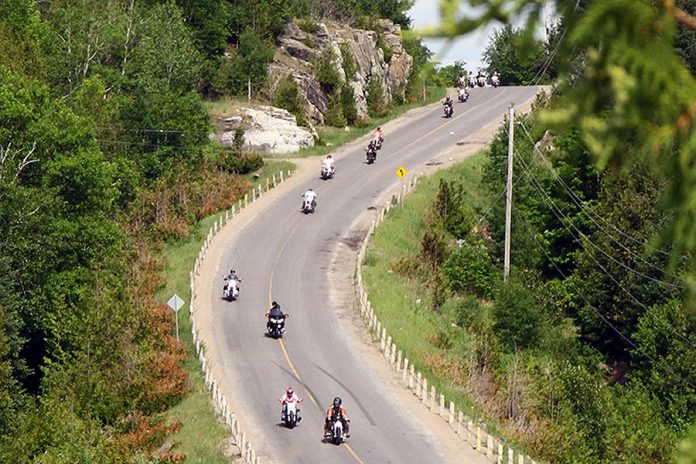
[267, 316, 286, 338]
[329, 414, 345, 445]
[375, 137, 383, 150]
[491, 76, 500, 88]
[476, 76, 486, 87]
[365, 146, 377, 164]
[457, 88, 469, 102]
[443, 104, 454, 118]
[301, 198, 316, 214]
[222, 278, 240, 301]
[320, 165, 334, 180]
[282, 400, 299, 428]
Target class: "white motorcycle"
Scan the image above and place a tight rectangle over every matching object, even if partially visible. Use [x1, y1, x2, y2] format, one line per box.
[282, 400, 300, 428]
[457, 88, 469, 102]
[222, 278, 240, 301]
[320, 164, 334, 180]
[301, 197, 316, 214]
[329, 414, 344, 445]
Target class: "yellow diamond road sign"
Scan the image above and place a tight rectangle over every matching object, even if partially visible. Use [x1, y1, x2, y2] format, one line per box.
[396, 166, 408, 179]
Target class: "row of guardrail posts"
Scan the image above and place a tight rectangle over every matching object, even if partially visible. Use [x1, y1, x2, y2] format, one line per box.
[188, 170, 293, 464]
[354, 173, 537, 464]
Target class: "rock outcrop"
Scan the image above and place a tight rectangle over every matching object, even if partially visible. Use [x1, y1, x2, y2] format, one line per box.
[214, 106, 315, 154]
[269, 20, 413, 124]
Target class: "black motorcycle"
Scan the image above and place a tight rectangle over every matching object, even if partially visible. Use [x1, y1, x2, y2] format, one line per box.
[366, 146, 377, 164]
[267, 316, 286, 338]
[443, 104, 454, 118]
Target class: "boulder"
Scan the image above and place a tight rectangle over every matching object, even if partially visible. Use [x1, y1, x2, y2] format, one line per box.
[214, 106, 315, 154]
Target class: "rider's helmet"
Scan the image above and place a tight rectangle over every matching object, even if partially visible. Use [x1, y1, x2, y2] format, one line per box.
[286, 387, 294, 396]
[326, 154, 332, 159]
[230, 269, 235, 274]
[272, 301, 279, 308]
[333, 397, 342, 408]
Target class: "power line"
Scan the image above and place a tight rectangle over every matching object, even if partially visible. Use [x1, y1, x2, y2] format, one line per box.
[518, 120, 676, 266]
[515, 152, 695, 349]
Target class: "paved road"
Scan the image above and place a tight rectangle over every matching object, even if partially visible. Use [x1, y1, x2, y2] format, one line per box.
[208, 87, 540, 463]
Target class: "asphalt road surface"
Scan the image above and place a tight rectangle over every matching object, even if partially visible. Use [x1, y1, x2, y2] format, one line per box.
[209, 87, 541, 464]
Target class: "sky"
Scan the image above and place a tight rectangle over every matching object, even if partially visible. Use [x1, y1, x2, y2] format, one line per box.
[407, 0, 495, 73]
[407, 0, 553, 73]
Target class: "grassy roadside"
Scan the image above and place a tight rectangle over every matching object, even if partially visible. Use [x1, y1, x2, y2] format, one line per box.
[361, 152, 496, 423]
[156, 160, 294, 463]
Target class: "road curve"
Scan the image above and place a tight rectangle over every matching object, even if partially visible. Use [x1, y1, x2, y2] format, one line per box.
[207, 87, 541, 463]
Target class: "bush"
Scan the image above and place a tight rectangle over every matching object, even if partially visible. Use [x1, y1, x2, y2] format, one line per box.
[433, 179, 474, 238]
[419, 228, 447, 270]
[219, 150, 263, 174]
[313, 47, 341, 93]
[366, 77, 388, 117]
[296, 17, 319, 34]
[273, 75, 307, 126]
[493, 276, 543, 350]
[324, 90, 347, 127]
[340, 84, 358, 126]
[443, 236, 495, 298]
[340, 43, 357, 77]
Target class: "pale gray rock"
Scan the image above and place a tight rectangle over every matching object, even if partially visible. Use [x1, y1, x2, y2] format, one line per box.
[214, 106, 315, 154]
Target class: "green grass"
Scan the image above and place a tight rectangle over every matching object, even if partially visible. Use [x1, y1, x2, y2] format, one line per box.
[268, 86, 446, 158]
[157, 160, 294, 462]
[362, 152, 496, 423]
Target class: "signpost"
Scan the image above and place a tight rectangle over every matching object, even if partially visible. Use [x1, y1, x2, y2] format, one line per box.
[396, 166, 408, 207]
[167, 294, 184, 341]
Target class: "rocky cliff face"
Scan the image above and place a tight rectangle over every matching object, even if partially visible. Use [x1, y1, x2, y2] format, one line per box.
[269, 20, 413, 124]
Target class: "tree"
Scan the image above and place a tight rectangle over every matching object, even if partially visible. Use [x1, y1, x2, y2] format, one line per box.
[493, 276, 544, 350]
[482, 25, 545, 85]
[227, 28, 274, 95]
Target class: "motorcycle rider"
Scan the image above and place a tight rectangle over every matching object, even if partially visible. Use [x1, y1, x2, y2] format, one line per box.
[370, 126, 384, 148]
[443, 95, 454, 116]
[321, 155, 335, 175]
[476, 71, 486, 87]
[265, 301, 287, 332]
[223, 269, 241, 298]
[491, 71, 500, 87]
[457, 86, 469, 101]
[457, 74, 467, 89]
[365, 139, 378, 162]
[324, 397, 350, 438]
[301, 188, 317, 210]
[279, 386, 302, 423]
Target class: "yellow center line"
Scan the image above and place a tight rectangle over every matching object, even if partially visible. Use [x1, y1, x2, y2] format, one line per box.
[267, 212, 364, 463]
[387, 88, 510, 161]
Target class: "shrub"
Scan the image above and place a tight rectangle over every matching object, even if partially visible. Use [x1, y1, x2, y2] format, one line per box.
[273, 75, 307, 126]
[443, 236, 495, 298]
[313, 47, 341, 93]
[366, 77, 388, 117]
[340, 83, 358, 126]
[324, 89, 346, 127]
[220, 150, 263, 174]
[493, 276, 543, 350]
[296, 17, 319, 34]
[432, 179, 475, 238]
[420, 228, 447, 270]
[340, 43, 358, 77]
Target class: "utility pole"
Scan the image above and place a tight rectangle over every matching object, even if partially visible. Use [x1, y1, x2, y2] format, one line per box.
[503, 104, 514, 281]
